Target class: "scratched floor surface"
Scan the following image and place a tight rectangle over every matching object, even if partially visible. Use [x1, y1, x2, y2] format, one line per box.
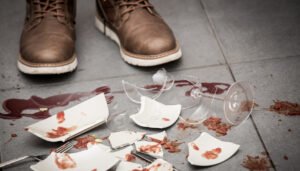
[0, 0, 299, 171]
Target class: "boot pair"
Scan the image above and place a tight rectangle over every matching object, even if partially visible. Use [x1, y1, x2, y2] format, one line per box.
[19, 0, 182, 74]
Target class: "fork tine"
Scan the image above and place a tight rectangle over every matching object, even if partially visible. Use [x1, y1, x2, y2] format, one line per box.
[55, 141, 76, 153]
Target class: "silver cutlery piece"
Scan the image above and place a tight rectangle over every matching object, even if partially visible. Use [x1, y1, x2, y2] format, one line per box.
[0, 140, 76, 168]
[132, 151, 180, 171]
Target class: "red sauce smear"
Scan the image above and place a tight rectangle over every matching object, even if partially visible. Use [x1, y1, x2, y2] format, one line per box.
[74, 135, 96, 149]
[55, 153, 77, 169]
[202, 147, 222, 159]
[125, 153, 136, 162]
[203, 117, 232, 136]
[162, 117, 170, 121]
[56, 111, 65, 124]
[269, 100, 300, 116]
[0, 86, 112, 120]
[47, 126, 77, 138]
[91, 169, 97, 171]
[150, 137, 182, 153]
[238, 101, 259, 112]
[191, 143, 199, 151]
[139, 143, 162, 154]
[242, 154, 271, 171]
[177, 121, 198, 130]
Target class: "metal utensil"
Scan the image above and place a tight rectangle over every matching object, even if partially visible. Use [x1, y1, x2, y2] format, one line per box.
[0, 140, 76, 168]
[132, 151, 180, 171]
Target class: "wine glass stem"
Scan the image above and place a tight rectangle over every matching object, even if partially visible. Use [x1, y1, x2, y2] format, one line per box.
[200, 93, 225, 101]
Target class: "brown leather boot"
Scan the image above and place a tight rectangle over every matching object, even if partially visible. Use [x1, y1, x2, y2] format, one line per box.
[18, 0, 77, 74]
[95, 0, 182, 67]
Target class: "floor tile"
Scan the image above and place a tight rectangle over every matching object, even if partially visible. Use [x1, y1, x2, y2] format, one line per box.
[202, 0, 300, 63]
[231, 57, 300, 170]
[0, 66, 266, 171]
[0, 0, 224, 90]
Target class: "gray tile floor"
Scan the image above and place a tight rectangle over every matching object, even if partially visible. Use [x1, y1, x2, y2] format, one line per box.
[0, 0, 299, 170]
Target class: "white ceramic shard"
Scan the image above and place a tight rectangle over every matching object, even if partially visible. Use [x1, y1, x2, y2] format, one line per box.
[109, 131, 145, 149]
[30, 145, 119, 171]
[111, 146, 134, 161]
[187, 132, 240, 166]
[87, 143, 112, 152]
[27, 93, 109, 142]
[130, 96, 181, 129]
[145, 159, 173, 171]
[135, 141, 163, 158]
[146, 131, 167, 142]
[116, 161, 143, 171]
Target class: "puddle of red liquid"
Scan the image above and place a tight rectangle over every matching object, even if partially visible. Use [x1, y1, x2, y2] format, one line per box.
[47, 126, 77, 138]
[202, 147, 222, 160]
[242, 154, 271, 171]
[74, 135, 97, 149]
[203, 117, 232, 136]
[269, 100, 300, 116]
[55, 153, 77, 169]
[0, 86, 112, 120]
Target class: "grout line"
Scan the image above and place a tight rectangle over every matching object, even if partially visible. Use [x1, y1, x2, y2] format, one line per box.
[199, 0, 277, 170]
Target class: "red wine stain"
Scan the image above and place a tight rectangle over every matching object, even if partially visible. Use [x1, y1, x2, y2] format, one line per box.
[125, 153, 136, 162]
[242, 154, 271, 171]
[283, 155, 288, 160]
[162, 117, 170, 121]
[177, 120, 198, 130]
[5, 133, 18, 144]
[203, 117, 232, 136]
[139, 143, 162, 154]
[47, 126, 77, 138]
[174, 80, 230, 96]
[149, 137, 182, 153]
[57, 111, 65, 124]
[202, 147, 222, 159]
[74, 135, 97, 149]
[269, 100, 300, 116]
[0, 86, 112, 120]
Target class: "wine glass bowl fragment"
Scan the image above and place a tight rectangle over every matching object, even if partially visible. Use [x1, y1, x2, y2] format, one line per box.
[130, 96, 182, 129]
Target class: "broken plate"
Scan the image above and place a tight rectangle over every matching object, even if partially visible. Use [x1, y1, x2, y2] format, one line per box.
[31, 145, 119, 171]
[27, 93, 109, 142]
[135, 141, 163, 158]
[111, 146, 134, 161]
[116, 161, 143, 171]
[108, 131, 145, 149]
[130, 96, 181, 129]
[87, 143, 112, 152]
[146, 131, 167, 143]
[144, 159, 173, 171]
[187, 132, 240, 166]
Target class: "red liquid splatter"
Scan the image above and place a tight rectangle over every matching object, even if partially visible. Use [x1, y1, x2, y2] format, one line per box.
[0, 86, 112, 120]
[125, 153, 136, 162]
[74, 135, 97, 149]
[57, 111, 65, 124]
[177, 121, 198, 130]
[5, 133, 18, 144]
[55, 153, 77, 169]
[162, 117, 170, 121]
[269, 100, 300, 116]
[242, 154, 271, 171]
[191, 143, 199, 151]
[203, 117, 232, 136]
[139, 143, 162, 154]
[149, 137, 182, 153]
[47, 126, 77, 138]
[202, 147, 222, 160]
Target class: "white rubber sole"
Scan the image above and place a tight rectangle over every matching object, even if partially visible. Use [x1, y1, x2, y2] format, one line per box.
[95, 16, 182, 67]
[17, 56, 78, 75]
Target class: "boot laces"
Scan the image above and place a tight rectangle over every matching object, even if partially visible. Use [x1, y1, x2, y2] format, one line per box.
[31, 0, 66, 22]
[116, 0, 154, 21]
